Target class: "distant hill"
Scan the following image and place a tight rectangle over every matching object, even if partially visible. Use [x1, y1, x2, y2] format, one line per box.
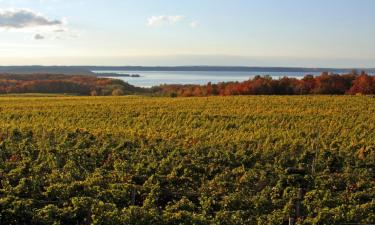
[0, 66, 94, 75]
[86, 66, 375, 73]
[0, 74, 146, 96]
[1, 66, 374, 75]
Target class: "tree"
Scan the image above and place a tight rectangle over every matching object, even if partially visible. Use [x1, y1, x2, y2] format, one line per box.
[348, 73, 375, 95]
[112, 88, 125, 96]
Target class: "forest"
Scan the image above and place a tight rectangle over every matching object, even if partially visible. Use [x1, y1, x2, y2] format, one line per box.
[1, 72, 375, 97]
[154, 72, 375, 97]
[0, 96, 374, 224]
[0, 74, 146, 96]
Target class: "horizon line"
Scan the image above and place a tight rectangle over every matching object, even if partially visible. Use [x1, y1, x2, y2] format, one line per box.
[1, 65, 374, 69]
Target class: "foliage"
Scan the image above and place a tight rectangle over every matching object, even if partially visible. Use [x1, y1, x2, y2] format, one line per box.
[153, 72, 375, 97]
[0, 74, 146, 96]
[0, 96, 374, 224]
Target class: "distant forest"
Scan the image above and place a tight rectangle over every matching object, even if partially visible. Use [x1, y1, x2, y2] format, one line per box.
[0, 74, 146, 96]
[0, 71, 374, 96]
[154, 71, 375, 97]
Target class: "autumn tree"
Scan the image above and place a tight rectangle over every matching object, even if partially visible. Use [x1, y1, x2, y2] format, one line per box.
[348, 73, 375, 95]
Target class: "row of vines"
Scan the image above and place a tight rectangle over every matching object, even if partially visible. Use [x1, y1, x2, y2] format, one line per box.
[0, 96, 374, 224]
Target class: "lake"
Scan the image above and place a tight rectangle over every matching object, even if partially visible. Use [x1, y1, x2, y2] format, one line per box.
[92, 70, 323, 87]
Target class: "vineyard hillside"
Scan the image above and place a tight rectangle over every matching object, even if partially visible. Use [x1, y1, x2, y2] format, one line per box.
[0, 96, 374, 224]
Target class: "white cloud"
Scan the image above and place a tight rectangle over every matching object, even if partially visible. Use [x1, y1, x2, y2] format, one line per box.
[53, 29, 65, 32]
[0, 9, 77, 40]
[0, 9, 62, 29]
[33, 33, 45, 40]
[147, 15, 184, 27]
[190, 21, 198, 28]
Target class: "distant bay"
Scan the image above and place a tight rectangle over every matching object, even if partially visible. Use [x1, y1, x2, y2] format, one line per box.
[92, 70, 324, 88]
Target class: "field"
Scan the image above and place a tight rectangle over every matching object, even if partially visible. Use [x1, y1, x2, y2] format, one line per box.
[0, 96, 374, 224]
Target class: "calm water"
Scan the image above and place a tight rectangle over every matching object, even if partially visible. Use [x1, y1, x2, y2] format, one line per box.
[93, 70, 322, 87]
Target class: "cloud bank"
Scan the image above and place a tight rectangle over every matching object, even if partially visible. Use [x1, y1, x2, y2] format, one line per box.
[0, 9, 62, 28]
[190, 21, 198, 28]
[33, 33, 45, 40]
[147, 15, 184, 27]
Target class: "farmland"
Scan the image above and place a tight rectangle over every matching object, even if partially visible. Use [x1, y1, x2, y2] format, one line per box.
[0, 96, 374, 224]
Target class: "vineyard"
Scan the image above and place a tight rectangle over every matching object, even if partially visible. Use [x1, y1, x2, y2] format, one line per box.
[0, 96, 374, 224]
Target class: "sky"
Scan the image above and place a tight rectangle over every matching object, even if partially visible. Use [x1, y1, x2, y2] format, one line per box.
[0, 0, 374, 67]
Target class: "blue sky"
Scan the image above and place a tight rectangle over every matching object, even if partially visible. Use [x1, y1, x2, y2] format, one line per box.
[0, 0, 374, 67]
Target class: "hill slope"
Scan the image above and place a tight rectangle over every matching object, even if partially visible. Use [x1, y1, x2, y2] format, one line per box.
[0, 96, 373, 224]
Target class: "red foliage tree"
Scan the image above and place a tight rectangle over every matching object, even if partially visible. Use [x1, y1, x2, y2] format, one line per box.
[154, 72, 375, 97]
[348, 73, 375, 95]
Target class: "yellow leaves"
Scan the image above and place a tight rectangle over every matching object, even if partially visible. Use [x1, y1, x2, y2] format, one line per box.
[357, 146, 368, 160]
[0, 95, 374, 224]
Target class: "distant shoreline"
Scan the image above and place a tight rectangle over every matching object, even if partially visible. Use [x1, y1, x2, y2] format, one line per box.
[86, 66, 375, 73]
[1, 66, 374, 75]
[95, 72, 141, 78]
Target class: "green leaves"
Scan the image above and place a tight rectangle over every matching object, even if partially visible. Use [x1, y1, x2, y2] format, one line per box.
[0, 96, 374, 224]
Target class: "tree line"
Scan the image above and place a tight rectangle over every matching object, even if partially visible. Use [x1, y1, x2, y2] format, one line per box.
[1, 72, 375, 97]
[0, 74, 145, 96]
[153, 71, 375, 97]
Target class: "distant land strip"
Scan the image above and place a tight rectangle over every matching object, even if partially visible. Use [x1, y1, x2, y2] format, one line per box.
[1, 66, 375, 75]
